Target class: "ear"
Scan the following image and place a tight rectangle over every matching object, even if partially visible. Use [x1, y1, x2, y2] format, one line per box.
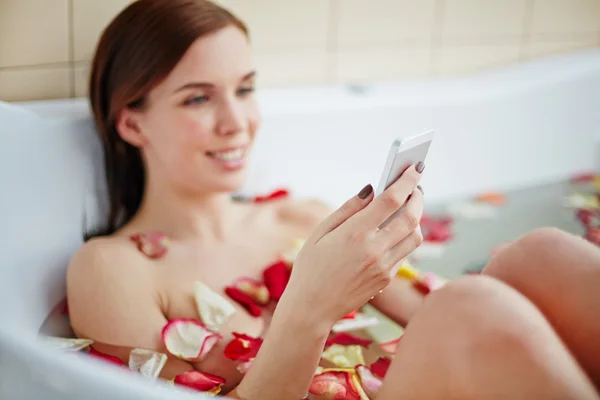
[115, 108, 147, 147]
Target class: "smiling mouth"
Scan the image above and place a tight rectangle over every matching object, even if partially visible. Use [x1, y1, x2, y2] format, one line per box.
[207, 147, 245, 162]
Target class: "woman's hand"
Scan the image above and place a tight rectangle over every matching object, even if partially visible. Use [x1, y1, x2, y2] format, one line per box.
[284, 162, 425, 327]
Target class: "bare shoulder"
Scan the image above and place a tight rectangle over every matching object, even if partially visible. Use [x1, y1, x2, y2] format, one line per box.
[277, 197, 333, 233]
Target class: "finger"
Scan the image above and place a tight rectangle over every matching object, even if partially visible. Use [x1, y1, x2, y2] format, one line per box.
[310, 184, 374, 242]
[384, 225, 424, 271]
[357, 163, 424, 230]
[376, 186, 424, 248]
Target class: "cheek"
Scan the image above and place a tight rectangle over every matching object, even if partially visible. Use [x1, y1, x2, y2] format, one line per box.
[247, 101, 261, 135]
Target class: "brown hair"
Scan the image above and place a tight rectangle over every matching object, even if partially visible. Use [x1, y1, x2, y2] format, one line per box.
[87, 0, 248, 238]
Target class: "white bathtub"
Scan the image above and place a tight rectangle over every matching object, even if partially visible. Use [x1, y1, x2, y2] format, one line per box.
[2, 49, 600, 400]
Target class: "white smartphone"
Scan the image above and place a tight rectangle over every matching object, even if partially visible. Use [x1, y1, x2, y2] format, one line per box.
[375, 130, 434, 197]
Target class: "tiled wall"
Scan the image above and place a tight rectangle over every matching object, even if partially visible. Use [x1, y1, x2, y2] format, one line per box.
[1, 0, 599, 102]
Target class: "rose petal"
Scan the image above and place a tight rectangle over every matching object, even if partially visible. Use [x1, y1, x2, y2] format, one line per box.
[413, 272, 447, 295]
[281, 238, 306, 267]
[42, 337, 94, 351]
[194, 281, 236, 332]
[322, 344, 365, 368]
[232, 278, 270, 306]
[88, 347, 126, 366]
[162, 319, 221, 361]
[173, 370, 225, 394]
[128, 348, 168, 379]
[130, 232, 169, 259]
[475, 192, 506, 206]
[326, 333, 372, 348]
[224, 332, 263, 362]
[236, 360, 254, 375]
[253, 188, 289, 203]
[225, 287, 262, 317]
[379, 337, 401, 355]
[355, 365, 383, 399]
[309, 370, 361, 400]
[350, 371, 371, 400]
[262, 260, 291, 301]
[342, 310, 358, 320]
[396, 260, 420, 280]
[332, 313, 380, 333]
[570, 172, 597, 183]
[369, 357, 392, 379]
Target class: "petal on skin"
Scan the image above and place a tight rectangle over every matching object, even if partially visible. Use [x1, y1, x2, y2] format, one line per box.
[236, 360, 254, 375]
[413, 272, 447, 295]
[129, 232, 170, 259]
[253, 188, 290, 203]
[325, 333, 372, 348]
[379, 337, 401, 355]
[162, 318, 222, 362]
[342, 310, 358, 320]
[128, 348, 168, 379]
[173, 370, 225, 395]
[88, 347, 126, 366]
[224, 332, 263, 362]
[41, 337, 94, 352]
[396, 260, 420, 280]
[369, 357, 392, 379]
[194, 281, 237, 332]
[232, 278, 270, 306]
[281, 238, 306, 267]
[322, 344, 366, 369]
[224, 287, 263, 317]
[262, 260, 291, 301]
[309, 370, 361, 400]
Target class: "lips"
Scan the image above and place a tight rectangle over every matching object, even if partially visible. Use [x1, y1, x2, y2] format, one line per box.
[206, 146, 246, 161]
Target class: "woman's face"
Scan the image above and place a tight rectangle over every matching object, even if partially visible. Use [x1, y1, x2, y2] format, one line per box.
[131, 26, 260, 195]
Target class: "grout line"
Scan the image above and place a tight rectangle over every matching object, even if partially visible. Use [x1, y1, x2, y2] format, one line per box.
[519, 0, 536, 61]
[67, 0, 76, 97]
[325, 0, 340, 84]
[0, 62, 72, 71]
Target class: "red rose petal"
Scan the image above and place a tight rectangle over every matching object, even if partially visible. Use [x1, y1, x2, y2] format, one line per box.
[309, 371, 361, 400]
[326, 333, 372, 348]
[88, 347, 126, 366]
[233, 277, 270, 306]
[253, 189, 289, 203]
[570, 172, 597, 183]
[379, 337, 401, 354]
[173, 370, 225, 393]
[355, 365, 383, 398]
[342, 310, 358, 320]
[369, 357, 392, 379]
[225, 287, 262, 317]
[130, 232, 169, 259]
[262, 260, 291, 301]
[224, 332, 263, 362]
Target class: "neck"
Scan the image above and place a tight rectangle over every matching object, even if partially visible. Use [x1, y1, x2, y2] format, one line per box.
[131, 177, 243, 242]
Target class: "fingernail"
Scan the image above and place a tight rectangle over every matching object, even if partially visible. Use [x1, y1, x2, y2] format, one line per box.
[416, 162, 425, 173]
[417, 185, 424, 194]
[358, 184, 373, 199]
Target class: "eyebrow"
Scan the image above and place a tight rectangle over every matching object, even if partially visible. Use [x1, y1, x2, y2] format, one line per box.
[174, 71, 256, 93]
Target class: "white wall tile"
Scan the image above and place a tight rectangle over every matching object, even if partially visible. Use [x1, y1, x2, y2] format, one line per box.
[525, 35, 600, 59]
[0, 66, 70, 101]
[441, 0, 529, 45]
[253, 52, 330, 87]
[335, 47, 432, 82]
[435, 44, 521, 76]
[531, 0, 600, 38]
[335, 0, 437, 50]
[72, 0, 132, 62]
[215, 0, 331, 52]
[73, 63, 90, 98]
[0, 0, 69, 68]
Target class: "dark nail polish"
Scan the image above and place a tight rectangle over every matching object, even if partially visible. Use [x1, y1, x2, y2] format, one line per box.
[417, 185, 424, 194]
[358, 184, 373, 199]
[416, 162, 425, 173]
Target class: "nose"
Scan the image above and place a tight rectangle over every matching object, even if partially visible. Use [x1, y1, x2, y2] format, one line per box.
[216, 98, 245, 137]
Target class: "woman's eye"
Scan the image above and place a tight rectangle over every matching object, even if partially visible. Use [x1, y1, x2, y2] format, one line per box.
[184, 95, 208, 105]
[237, 87, 255, 96]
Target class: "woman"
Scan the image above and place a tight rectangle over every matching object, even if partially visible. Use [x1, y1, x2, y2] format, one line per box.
[66, 0, 600, 399]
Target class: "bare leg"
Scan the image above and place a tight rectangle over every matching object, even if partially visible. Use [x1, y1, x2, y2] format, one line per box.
[377, 275, 598, 400]
[483, 227, 600, 387]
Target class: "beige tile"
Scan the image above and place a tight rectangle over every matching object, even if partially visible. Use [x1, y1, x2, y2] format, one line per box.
[253, 52, 330, 87]
[435, 44, 521, 76]
[73, 63, 91, 98]
[72, 0, 132, 62]
[0, 0, 69, 68]
[335, 47, 433, 83]
[531, 0, 600, 37]
[214, 0, 330, 52]
[441, 0, 529, 45]
[335, 0, 437, 50]
[524, 35, 600, 59]
[0, 66, 71, 102]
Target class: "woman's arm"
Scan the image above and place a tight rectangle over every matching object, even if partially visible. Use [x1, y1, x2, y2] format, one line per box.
[228, 292, 330, 399]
